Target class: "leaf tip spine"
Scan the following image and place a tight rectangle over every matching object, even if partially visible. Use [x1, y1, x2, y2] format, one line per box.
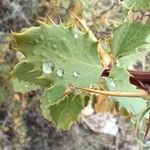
[47, 16, 55, 24]
[36, 19, 48, 26]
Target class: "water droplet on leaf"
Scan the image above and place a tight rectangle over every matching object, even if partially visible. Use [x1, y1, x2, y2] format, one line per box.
[116, 60, 121, 67]
[89, 84, 93, 88]
[57, 69, 64, 77]
[42, 62, 54, 74]
[73, 71, 79, 77]
[110, 81, 116, 88]
[74, 33, 79, 39]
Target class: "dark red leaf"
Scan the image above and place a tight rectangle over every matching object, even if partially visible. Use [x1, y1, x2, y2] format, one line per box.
[128, 70, 150, 92]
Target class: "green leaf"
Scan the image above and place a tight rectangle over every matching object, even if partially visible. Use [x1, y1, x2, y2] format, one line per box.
[106, 67, 147, 115]
[123, 0, 150, 11]
[42, 93, 84, 130]
[117, 52, 139, 69]
[41, 85, 66, 107]
[12, 24, 102, 88]
[112, 21, 150, 58]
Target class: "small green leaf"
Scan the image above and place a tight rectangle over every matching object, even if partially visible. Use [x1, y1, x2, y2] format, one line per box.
[112, 21, 150, 58]
[106, 67, 147, 115]
[41, 85, 66, 107]
[123, 0, 150, 11]
[43, 93, 84, 130]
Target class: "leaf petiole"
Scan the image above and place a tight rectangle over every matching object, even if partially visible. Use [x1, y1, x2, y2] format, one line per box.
[75, 87, 150, 99]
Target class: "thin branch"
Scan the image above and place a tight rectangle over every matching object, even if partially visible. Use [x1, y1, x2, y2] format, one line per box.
[75, 87, 150, 99]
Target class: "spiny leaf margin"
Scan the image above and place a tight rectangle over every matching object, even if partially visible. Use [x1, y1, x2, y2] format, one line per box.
[12, 23, 103, 88]
[41, 93, 84, 130]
